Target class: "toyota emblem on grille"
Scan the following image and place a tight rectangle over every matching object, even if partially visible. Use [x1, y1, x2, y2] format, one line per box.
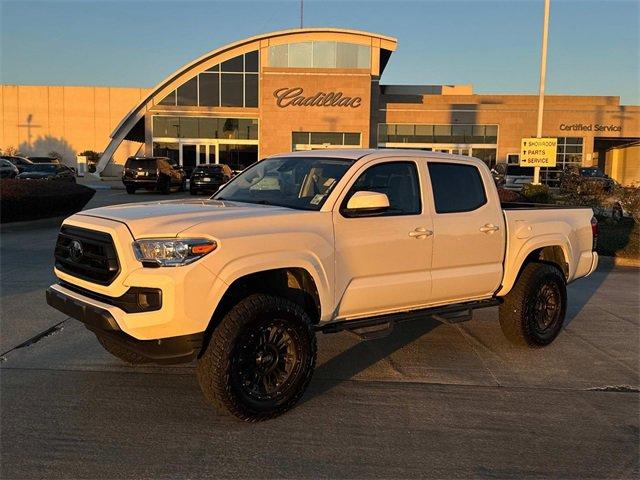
[69, 240, 83, 260]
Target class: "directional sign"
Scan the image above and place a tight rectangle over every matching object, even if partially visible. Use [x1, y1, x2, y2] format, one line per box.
[520, 137, 557, 167]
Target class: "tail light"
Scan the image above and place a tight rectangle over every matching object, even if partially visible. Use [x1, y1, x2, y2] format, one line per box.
[591, 216, 599, 251]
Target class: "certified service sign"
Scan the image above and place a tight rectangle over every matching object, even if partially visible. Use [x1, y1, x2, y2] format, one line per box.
[520, 137, 558, 167]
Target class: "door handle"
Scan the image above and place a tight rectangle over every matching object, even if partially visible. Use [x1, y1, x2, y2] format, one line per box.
[479, 223, 500, 233]
[408, 227, 433, 239]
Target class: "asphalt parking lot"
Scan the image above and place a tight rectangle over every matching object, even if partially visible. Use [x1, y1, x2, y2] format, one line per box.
[1, 189, 639, 479]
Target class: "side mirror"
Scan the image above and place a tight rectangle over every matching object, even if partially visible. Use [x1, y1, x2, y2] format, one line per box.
[345, 191, 390, 213]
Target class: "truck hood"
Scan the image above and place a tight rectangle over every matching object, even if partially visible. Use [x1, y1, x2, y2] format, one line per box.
[77, 199, 293, 238]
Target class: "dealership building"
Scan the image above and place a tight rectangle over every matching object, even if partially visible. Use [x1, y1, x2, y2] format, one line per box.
[1, 28, 639, 185]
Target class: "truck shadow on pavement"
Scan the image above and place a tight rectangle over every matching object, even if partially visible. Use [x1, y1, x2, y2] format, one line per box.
[564, 259, 614, 327]
[304, 260, 616, 403]
[303, 317, 442, 404]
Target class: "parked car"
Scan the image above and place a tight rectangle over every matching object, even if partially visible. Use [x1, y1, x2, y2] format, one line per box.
[1, 155, 33, 173]
[122, 156, 186, 194]
[503, 164, 534, 190]
[47, 149, 598, 421]
[16, 163, 76, 181]
[577, 167, 616, 192]
[0, 159, 20, 178]
[190, 164, 233, 195]
[28, 156, 60, 164]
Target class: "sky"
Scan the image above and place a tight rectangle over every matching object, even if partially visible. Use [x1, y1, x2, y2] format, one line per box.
[1, 0, 638, 104]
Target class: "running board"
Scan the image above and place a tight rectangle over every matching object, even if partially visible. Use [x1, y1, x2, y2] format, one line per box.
[316, 299, 501, 340]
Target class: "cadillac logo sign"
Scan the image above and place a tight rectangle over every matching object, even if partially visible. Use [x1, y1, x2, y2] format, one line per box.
[69, 240, 84, 261]
[274, 87, 362, 108]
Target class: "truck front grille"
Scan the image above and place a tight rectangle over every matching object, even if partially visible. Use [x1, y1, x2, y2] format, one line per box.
[54, 226, 120, 285]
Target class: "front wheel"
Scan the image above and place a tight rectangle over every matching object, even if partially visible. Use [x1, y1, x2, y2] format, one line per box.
[196, 294, 317, 422]
[125, 185, 136, 194]
[499, 262, 567, 348]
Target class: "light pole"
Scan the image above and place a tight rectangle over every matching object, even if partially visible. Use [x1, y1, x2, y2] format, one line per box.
[533, 0, 551, 185]
[300, 0, 304, 28]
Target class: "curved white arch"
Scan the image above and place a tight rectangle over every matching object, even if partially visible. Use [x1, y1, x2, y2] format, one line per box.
[96, 28, 397, 175]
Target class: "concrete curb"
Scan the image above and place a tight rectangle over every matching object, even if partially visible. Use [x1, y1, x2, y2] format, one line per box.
[598, 255, 640, 268]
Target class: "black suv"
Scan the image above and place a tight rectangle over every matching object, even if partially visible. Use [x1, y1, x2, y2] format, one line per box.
[190, 164, 233, 195]
[122, 156, 186, 194]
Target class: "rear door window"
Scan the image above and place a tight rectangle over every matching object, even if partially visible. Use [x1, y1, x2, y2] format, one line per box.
[428, 163, 487, 213]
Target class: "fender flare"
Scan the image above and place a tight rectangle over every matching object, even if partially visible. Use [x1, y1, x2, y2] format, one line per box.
[497, 234, 573, 296]
[206, 251, 332, 322]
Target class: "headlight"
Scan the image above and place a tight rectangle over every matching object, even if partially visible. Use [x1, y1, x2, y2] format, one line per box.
[133, 238, 217, 267]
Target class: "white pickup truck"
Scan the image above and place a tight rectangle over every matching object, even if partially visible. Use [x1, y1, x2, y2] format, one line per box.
[47, 149, 598, 421]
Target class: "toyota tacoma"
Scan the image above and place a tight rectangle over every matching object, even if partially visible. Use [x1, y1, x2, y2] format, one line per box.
[47, 149, 598, 421]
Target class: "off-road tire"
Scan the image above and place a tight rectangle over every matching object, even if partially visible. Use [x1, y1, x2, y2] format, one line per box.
[96, 334, 149, 364]
[196, 294, 317, 422]
[125, 185, 136, 194]
[499, 262, 567, 348]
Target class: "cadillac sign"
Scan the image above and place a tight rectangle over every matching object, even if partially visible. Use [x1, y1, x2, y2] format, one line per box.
[274, 87, 362, 108]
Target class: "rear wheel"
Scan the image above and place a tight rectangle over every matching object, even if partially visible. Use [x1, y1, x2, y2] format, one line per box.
[499, 262, 567, 347]
[125, 185, 136, 194]
[196, 294, 317, 422]
[96, 334, 149, 364]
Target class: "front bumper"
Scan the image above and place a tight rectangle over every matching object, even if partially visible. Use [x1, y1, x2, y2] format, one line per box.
[46, 284, 203, 364]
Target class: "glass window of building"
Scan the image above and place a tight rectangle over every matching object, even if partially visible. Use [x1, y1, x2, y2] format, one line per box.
[313, 41, 336, 68]
[269, 44, 288, 67]
[176, 77, 198, 106]
[221, 55, 244, 72]
[153, 116, 180, 137]
[540, 137, 583, 187]
[485, 125, 498, 143]
[153, 116, 258, 140]
[152, 142, 179, 162]
[244, 73, 258, 107]
[289, 42, 313, 67]
[221, 73, 244, 107]
[292, 132, 361, 150]
[158, 90, 176, 106]
[471, 148, 497, 167]
[156, 51, 259, 109]
[433, 125, 452, 143]
[219, 144, 258, 171]
[378, 123, 499, 145]
[244, 50, 259, 72]
[198, 73, 219, 107]
[336, 43, 370, 68]
[268, 42, 371, 69]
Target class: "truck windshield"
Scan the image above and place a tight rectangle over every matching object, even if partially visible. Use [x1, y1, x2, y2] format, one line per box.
[213, 156, 354, 210]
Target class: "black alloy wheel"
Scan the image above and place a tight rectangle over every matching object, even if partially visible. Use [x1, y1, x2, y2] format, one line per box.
[196, 294, 317, 421]
[499, 262, 567, 347]
[231, 319, 303, 403]
[531, 282, 562, 334]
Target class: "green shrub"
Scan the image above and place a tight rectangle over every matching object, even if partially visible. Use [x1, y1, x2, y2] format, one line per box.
[0, 179, 95, 223]
[521, 183, 552, 204]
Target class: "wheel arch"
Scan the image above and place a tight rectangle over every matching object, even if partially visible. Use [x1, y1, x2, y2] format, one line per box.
[200, 266, 324, 356]
[498, 238, 571, 296]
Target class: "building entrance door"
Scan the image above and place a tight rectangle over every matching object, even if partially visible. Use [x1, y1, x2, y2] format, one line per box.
[180, 143, 218, 175]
